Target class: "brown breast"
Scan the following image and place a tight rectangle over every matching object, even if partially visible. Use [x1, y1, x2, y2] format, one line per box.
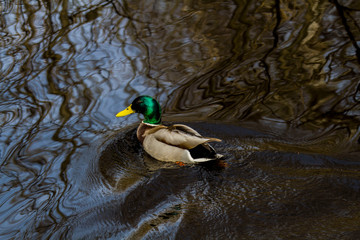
[136, 122, 157, 143]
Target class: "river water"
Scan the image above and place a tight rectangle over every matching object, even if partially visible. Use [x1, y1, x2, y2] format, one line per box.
[1, 0, 360, 239]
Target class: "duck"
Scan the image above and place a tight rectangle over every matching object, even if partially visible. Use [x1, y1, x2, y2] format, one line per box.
[116, 95, 223, 163]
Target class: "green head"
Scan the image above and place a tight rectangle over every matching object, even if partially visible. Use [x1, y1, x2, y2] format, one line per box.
[116, 96, 162, 124]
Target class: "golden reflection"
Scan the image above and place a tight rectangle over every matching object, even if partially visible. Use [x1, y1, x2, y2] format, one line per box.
[1, 0, 360, 238]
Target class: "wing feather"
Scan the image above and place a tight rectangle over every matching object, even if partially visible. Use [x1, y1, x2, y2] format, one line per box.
[144, 124, 221, 149]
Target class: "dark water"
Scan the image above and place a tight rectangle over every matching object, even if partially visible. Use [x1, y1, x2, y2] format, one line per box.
[1, 0, 360, 239]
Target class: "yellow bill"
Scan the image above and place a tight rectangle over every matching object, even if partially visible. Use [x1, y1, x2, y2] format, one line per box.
[116, 104, 135, 117]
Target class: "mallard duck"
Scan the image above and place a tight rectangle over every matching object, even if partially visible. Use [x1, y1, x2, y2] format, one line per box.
[116, 96, 223, 163]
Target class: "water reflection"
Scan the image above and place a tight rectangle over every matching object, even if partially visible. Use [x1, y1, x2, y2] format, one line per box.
[166, 0, 360, 153]
[0, 0, 360, 239]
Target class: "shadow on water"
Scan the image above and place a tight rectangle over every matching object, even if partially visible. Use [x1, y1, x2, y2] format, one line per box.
[46, 122, 360, 239]
[1, 0, 360, 239]
[51, 125, 231, 239]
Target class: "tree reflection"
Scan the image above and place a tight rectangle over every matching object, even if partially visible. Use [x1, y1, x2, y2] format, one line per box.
[0, 0, 360, 238]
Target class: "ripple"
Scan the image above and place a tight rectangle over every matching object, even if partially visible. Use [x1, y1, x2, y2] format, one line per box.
[1, 0, 360, 239]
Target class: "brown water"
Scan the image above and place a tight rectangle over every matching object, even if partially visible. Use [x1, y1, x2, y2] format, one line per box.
[1, 0, 360, 239]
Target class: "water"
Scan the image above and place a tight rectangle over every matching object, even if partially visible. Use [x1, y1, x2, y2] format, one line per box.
[1, 0, 360, 239]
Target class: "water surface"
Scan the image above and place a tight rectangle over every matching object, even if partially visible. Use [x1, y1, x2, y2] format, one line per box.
[1, 0, 360, 239]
